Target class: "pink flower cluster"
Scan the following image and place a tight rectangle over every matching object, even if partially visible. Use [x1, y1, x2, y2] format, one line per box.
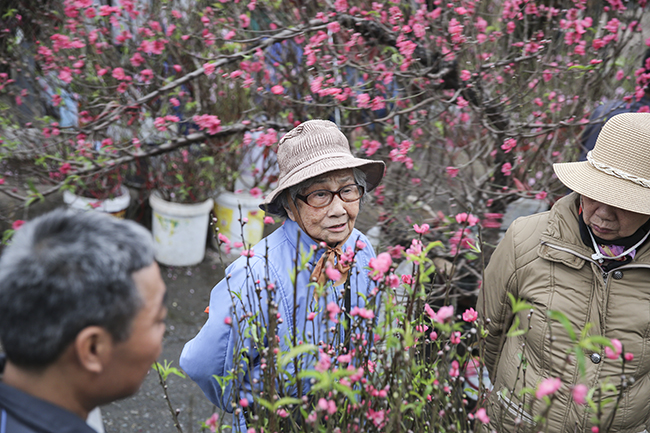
[368, 252, 392, 281]
[350, 306, 375, 320]
[424, 304, 455, 324]
[193, 114, 222, 135]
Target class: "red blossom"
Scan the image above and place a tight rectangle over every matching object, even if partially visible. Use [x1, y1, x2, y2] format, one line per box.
[446, 167, 459, 178]
[12, 220, 25, 230]
[413, 223, 430, 234]
[325, 264, 341, 282]
[501, 138, 517, 153]
[327, 21, 340, 33]
[455, 212, 479, 226]
[203, 62, 216, 75]
[605, 338, 622, 359]
[205, 413, 218, 432]
[462, 308, 478, 322]
[59, 163, 72, 175]
[368, 252, 392, 280]
[193, 114, 222, 135]
[476, 408, 490, 424]
[249, 187, 262, 198]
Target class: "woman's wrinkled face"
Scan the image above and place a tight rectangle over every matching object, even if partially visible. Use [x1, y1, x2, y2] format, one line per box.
[286, 169, 360, 246]
[581, 195, 650, 241]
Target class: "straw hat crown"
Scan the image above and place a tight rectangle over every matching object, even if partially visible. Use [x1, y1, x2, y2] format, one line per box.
[553, 112, 650, 215]
[261, 119, 385, 215]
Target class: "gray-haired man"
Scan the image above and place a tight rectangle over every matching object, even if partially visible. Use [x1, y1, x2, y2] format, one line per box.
[0, 209, 167, 433]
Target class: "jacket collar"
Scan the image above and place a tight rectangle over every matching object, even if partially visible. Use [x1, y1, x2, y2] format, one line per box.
[0, 381, 95, 433]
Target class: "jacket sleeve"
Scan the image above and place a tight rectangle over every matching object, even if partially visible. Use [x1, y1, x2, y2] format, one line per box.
[180, 256, 269, 412]
[477, 220, 519, 379]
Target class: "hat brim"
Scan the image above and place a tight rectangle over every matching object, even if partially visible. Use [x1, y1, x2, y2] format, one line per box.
[553, 161, 650, 215]
[261, 156, 385, 215]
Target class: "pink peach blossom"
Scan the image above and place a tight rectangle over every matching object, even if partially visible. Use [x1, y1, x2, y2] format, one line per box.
[12, 220, 25, 230]
[325, 265, 341, 282]
[413, 223, 430, 234]
[327, 302, 341, 323]
[424, 303, 437, 321]
[449, 360, 460, 377]
[605, 338, 622, 360]
[462, 308, 478, 322]
[476, 408, 490, 424]
[436, 305, 454, 323]
[572, 384, 588, 405]
[536, 377, 561, 399]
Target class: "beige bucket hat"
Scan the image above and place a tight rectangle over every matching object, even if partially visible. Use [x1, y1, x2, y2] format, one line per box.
[261, 119, 385, 215]
[553, 112, 650, 215]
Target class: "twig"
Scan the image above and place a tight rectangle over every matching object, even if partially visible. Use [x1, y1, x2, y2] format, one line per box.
[154, 365, 184, 433]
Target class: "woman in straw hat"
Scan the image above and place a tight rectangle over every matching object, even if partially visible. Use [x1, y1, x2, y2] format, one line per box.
[478, 112, 650, 432]
[181, 120, 385, 431]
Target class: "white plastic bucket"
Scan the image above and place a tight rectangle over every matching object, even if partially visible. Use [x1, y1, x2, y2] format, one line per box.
[63, 186, 131, 219]
[214, 190, 265, 252]
[149, 192, 214, 267]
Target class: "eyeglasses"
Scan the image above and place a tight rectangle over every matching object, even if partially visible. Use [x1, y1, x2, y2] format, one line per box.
[296, 184, 365, 208]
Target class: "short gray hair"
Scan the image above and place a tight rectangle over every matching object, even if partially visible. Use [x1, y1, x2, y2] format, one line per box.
[0, 209, 155, 368]
[273, 168, 367, 219]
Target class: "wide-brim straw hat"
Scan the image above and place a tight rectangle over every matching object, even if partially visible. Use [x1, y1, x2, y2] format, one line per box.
[553, 112, 650, 215]
[261, 119, 385, 215]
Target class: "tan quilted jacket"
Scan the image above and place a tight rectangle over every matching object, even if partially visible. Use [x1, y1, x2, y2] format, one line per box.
[478, 193, 650, 432]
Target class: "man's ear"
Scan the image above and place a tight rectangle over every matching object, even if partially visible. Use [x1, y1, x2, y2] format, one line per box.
[74, 326, 113, 374]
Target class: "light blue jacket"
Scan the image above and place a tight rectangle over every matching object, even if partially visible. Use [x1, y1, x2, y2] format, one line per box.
[180, 219, 376, 431]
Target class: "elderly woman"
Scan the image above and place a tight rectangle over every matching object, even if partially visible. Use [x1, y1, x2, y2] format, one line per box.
[180, 120, 384, 430]
[479, 113, 650, 432]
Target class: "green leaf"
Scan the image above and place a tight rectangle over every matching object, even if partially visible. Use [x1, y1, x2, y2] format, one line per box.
[584, 335, 612, 348]
[272, 397, 302, 410]
[2, 8, 17, 19]
[153, 360, 186, 381]
[506, 315, 526, 337]
[278, 343, 317, 369]
[507, 293, 532, 314]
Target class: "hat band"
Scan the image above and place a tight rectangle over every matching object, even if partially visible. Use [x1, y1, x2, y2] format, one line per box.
[586, 151, 650, 189]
